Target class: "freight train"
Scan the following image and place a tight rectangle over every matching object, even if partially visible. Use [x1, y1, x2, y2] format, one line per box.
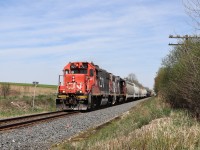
[56, 62, 148, 110]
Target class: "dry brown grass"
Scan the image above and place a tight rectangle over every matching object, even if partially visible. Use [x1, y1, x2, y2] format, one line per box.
[10, 85, 56, 96]
[53, 98, 200, 150]
[0, 84, 56, 118]
[77, 115, 200, 150]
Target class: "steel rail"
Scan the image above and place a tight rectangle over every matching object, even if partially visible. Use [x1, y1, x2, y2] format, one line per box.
[0, 111, 65, 123]
[0, 111, 78, 131]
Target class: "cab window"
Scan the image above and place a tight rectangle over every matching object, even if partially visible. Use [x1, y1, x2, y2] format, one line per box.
[65, 70, 69, 74]
[90, 69, 94, 77]
[71, 69, 87, 74]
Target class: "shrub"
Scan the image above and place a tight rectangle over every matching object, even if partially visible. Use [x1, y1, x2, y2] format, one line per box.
[1, 83, 11, 98]
[154, 39, 200, 118]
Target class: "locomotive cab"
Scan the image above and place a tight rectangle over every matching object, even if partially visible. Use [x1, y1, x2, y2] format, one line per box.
[56, 62, 96, 110]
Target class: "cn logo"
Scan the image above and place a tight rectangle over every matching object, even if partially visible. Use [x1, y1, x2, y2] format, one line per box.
[77, 84, 82, 90]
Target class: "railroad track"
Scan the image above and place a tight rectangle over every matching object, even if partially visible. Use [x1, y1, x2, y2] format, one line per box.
[0, 111, 79, 131]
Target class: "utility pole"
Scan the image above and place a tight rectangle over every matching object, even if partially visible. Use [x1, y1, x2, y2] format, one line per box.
[169, 34, 200, 46]
[32, 81, 39, 109]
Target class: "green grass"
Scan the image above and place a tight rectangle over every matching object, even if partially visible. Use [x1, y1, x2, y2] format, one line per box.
[0, 94, 56, 118]
[52, 97, 200, 150]
[0, 82, 57, 118]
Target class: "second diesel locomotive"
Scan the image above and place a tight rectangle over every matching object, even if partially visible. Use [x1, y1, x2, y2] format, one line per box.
[56, 62, 147, 110]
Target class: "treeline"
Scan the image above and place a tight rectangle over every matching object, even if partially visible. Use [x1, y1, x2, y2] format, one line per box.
[126, 73, 149, 89]
[126, 73, 144, 88]
[154, 38, 200, 117]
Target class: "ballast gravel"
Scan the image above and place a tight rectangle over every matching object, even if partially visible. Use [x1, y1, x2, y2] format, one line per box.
[0, 98, 148, 150]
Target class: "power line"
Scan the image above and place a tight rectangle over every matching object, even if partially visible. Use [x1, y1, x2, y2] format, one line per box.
[168, 34, 200, 46]
[168, 43, 183, 46]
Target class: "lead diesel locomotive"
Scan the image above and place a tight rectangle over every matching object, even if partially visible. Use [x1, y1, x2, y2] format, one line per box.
[56, 61, 147, 110]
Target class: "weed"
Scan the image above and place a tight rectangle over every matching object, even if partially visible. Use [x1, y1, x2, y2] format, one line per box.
[0, 94, 56, 118]
[52, 97, 200, 150]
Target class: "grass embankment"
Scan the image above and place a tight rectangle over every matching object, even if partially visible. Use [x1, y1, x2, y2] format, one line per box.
[53, 97, 200, 150]
[0, 95, 56, 118]
[0, 83, 57, 118]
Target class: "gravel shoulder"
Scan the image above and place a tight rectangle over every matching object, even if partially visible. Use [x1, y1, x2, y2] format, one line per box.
[0, 98, 149, 150]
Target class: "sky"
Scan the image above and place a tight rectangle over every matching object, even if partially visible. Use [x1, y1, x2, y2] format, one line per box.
[0, 0, 196, 88]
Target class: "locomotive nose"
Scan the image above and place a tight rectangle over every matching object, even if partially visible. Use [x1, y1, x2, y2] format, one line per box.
[66, 74, 86, 94]
[72, 76, 75, 82]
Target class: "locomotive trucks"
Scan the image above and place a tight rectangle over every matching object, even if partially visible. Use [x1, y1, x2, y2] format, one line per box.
[56, 62, 147, 110]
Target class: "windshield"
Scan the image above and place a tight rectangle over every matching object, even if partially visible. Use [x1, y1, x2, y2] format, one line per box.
[71, 69, 87, 74]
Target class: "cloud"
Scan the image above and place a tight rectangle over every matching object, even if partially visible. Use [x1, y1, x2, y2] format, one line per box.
[0, 0, 193, 88]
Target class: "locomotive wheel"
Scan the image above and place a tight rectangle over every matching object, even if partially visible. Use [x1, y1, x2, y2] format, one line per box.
[123, 96, 126, 103]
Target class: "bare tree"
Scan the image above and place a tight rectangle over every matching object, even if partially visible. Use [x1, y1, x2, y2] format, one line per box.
[127, 73, 137, 82]
[1, 83, 11, 98]
[126, 73, 144, 88]
[183, 0, 200, 29]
